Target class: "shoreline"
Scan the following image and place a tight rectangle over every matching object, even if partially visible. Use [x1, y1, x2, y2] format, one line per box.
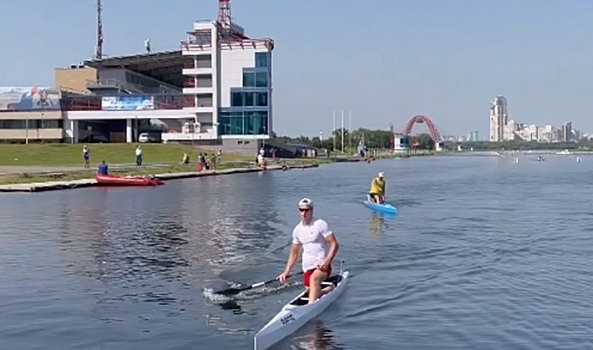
[0, 151, 439, 193]
[0, 164, 319, 193]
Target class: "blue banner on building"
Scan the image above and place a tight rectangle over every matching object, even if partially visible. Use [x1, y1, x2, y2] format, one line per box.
[0, 87, 61, 111]
[101, 95, 154, 111]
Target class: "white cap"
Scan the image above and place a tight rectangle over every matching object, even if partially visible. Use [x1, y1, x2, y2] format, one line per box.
[298, 197, 314, 208]
[378, 172, 384, 177]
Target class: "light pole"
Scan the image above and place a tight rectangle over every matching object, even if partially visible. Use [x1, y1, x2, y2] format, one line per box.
[341, 110, 344, 153]
[332, 110, 336, 152]
[348, 110, 351, 151]
[40, 110, 44, 143]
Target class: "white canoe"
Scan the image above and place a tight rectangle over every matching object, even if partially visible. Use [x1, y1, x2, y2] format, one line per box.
[254, 266, 350, 350]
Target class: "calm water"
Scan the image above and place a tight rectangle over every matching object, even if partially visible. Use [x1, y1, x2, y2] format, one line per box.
[1, 153, 592, 350]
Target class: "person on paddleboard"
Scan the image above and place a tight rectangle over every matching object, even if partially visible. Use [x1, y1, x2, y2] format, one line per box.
[368, 172, 386, 204]
[278, 198, 340, 304]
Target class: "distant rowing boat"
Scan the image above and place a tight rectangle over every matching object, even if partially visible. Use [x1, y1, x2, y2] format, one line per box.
[253, 261, 349, 350]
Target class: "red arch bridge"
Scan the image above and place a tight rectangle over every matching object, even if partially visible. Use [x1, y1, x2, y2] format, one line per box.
[397, 115, 444, 151]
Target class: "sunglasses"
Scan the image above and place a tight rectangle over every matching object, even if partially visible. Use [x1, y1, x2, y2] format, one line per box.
[298, 208, 311, 212]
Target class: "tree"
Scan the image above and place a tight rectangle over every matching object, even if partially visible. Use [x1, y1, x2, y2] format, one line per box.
[350, 128, 393, 149]
[332, 128, 350, 147]
[310, 137, 334, 150]
[410, 134, 434, 149]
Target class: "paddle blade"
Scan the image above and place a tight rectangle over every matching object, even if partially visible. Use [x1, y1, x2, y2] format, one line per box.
[216, 287, 248, 296]
[213, 272, 303, 296]
[215, 279, 273, 296]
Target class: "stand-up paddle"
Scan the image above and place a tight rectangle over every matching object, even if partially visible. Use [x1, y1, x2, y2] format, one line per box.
[215, 271, 304, 296]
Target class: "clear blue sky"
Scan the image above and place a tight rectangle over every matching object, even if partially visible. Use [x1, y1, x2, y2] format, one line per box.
[2, 0, 593, 138]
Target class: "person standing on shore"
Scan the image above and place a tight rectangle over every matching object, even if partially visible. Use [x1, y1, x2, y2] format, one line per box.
[82, 145, 90, 168]
[135, 146, 143, 166]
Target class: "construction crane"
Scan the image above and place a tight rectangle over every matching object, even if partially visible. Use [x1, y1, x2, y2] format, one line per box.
[95, 0, 103, 59]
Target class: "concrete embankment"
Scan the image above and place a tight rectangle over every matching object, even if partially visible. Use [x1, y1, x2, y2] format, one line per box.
[0, 164, 317, 193]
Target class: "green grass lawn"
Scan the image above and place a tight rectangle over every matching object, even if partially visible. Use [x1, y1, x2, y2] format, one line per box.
[0, 159, 328, 185]
[0, 143, 249, 167]
[0, 143, 334, 185]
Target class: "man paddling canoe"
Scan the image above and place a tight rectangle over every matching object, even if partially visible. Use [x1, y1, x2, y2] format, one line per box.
[278, 198, 339, 304]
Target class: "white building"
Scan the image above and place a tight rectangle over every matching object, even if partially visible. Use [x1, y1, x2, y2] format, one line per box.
[174, 18, 273, 144]
[52, 0, 274, 150]
[392, 133, 410, 153]
[515, 124, 539, 141]
[489, 96, 508, 142]
[538, 125, 558, 142]
[561, 121, 572, 142]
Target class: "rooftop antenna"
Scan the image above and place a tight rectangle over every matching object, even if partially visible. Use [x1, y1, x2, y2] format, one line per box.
[95, 0, 103, 59]
[217, 0, 231, 29]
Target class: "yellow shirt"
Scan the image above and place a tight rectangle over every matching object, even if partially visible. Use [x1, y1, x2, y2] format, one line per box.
[369, 177, 385, 194]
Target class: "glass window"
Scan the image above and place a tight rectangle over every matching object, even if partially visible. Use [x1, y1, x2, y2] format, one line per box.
[244, 112, 257, 135]
[218, 115, 230, 135]
[220, 111, 268, 135]
[231, 91, 243, 107]
[256, 92, 267, 107]
[44, 120, 63, 128]
[230, 112, 244, 134]
[243, 72, 255, 87]
[255, 72, 268, 87]
[244, 92, 256, 107]
[258, 111, 268, 134]
[255, 52, 269, 68]
[0, 119, 63, 129]
[0, 120, 18, 129]
[243, 111, 267, 135]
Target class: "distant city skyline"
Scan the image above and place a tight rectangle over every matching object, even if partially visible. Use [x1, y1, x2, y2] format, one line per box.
[2, 0, 593, 137]
[485, 95, 584, 142]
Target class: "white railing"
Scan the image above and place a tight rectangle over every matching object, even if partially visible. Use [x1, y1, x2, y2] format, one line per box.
[162, 131, 216, 141]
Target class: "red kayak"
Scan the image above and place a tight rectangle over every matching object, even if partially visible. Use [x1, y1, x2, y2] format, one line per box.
[95, 174, 165, 187]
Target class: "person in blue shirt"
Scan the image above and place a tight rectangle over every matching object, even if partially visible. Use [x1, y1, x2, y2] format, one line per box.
[97, 161, 109, 175]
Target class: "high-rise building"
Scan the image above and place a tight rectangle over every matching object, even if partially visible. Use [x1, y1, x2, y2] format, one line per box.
[561, 122, 572, 142]
[489, 96, 508, 142]
[466, 131, 479, 141]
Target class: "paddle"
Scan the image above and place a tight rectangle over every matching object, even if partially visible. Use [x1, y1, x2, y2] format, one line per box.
[215, 271, 304, 296]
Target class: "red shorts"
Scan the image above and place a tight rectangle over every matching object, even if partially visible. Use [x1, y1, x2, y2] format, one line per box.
[304, 265, 332, 288]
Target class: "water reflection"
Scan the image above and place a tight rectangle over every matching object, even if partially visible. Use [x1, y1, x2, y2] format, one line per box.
[219, 300, 243, 314]
[51, 173, 289, 286]
[177, 174, 285, 273]
[289, 321, 344, 350]
[368, 213, 390, 238]
[42, 173, 295, 334]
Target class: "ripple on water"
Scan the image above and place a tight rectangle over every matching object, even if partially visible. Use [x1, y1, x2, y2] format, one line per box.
[1, 157, 593, 349]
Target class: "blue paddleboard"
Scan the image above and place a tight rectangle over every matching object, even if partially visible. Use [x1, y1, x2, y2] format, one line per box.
[363, 200, 397, 215]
